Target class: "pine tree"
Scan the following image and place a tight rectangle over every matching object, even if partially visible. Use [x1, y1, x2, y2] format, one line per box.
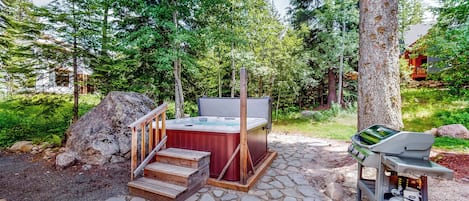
[0, 0, 43, 94]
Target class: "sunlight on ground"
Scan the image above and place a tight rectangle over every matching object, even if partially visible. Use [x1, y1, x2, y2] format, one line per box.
[272, 112, 357, 140]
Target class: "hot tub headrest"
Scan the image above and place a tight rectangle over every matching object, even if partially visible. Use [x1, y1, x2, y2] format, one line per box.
[197, 97, 272, 132]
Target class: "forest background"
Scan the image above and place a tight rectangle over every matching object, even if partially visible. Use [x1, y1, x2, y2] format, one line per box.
[0, 0, 467, 149]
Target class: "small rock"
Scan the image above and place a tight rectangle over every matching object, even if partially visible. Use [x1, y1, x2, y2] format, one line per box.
[56, 152, 77, 169]
[14, 173, 19, 176]
[437, 124, 469, 139]
[82, 164, 92, 171]
[59, 147, 66, 152]
[31, 150, 39, 155]
[110, 155, 126, 163]
[0, 198, 6, 201]
[32, 146, 39, 151]
[462, 177, 469, 183]
[325, 182, 344, 201]
[9, 141, 33, 152]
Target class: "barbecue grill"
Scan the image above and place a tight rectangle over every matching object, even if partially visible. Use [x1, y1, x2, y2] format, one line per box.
[348, 125, 453, 201]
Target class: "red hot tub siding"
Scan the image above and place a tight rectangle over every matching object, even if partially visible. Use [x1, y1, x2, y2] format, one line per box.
[163, 125, 267, 181]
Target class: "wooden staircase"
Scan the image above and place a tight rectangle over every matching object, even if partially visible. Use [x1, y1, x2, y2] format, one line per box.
[128, 148, 211, 201]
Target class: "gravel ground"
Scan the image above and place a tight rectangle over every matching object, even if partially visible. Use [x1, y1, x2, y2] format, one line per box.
[0, 151, 129, 201]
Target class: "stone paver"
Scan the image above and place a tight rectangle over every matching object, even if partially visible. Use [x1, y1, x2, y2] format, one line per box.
[110, 133, 332, 201]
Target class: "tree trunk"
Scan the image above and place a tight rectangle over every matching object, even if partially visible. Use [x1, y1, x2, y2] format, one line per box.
[72, 3, 79, 123]
[258, 76, 263, 97]
[327, 68, 337, 107]
[358, 0, 403, 130]
[337, 20, 345, 105]
[173, 1, 184, 118]
[230, 42, 236, 98]
[218, 68, 222, 98]
[174, 58, 184, 118]
[101, 2, 109, 55]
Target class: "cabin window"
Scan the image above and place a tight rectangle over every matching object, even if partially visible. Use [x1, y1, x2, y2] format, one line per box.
[55, 70, 70, 87]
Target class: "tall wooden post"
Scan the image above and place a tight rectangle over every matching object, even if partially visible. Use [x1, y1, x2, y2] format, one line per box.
[240, 68, 248, 184]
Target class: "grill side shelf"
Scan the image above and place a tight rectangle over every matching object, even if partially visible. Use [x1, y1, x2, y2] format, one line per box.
[382, 156, 454, 179]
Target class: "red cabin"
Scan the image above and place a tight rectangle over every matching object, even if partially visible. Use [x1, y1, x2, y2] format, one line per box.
[403, 51, 427, 80]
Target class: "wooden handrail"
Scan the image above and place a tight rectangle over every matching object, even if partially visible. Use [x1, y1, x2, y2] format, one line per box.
[129, 103, 168, 180]
[128, 103, 168, 128]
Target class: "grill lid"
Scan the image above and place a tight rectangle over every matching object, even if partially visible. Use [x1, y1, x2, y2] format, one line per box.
[358, 125, 399, 145]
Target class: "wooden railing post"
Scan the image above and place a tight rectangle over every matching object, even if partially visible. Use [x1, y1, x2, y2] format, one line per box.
[131, 127, 137, 180]
[240, 68, 248, 184]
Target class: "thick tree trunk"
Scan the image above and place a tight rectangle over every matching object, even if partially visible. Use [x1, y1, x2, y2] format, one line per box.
[327, 68, 337, 107]
[358, 0, 403, 130]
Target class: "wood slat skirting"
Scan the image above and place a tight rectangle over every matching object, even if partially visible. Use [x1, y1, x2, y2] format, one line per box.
[207, 150, 277, 192]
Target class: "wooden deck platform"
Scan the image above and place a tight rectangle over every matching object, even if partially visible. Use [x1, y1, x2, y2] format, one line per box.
[207, 150, 277, 192]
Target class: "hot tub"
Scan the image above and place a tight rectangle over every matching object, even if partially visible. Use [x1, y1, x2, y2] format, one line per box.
[161, 116, 268, 181]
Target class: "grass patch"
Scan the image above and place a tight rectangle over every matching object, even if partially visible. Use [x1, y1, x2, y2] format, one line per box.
[272, 112, 357, 140]
[434, 137, 469, 152]
[0, 94, 99, 148]
[401, 88, 469, 131]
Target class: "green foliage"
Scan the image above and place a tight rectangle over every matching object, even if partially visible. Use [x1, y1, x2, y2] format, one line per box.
[290, 0, 359, 108]
[0, 94, 98, 148]
[399, 58, 413, 86]
[401, 88, 469, 131]
[0, 0, 43, 93]
[434, 108, 469, 128]
[165, 101, 199, 119]
[433, 137, 469, 152]
[398, 0, 423, 50]
[416, 0, 469, 95]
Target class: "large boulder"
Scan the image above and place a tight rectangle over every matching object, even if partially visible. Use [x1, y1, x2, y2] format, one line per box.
[59, 91, 155, 166]
[436, 124, 469, 139]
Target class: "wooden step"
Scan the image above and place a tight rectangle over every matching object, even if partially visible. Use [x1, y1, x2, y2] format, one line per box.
[144, 162, 209, 187]
[128, 177, 187, 201]
[156, 148, 211, 169]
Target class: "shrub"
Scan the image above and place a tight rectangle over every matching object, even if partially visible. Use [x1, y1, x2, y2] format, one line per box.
[0, 94, 98, 148]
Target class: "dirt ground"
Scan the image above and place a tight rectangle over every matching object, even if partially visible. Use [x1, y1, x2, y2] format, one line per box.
[0, 151, 129, 201]
[1, 143, 469, 201]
